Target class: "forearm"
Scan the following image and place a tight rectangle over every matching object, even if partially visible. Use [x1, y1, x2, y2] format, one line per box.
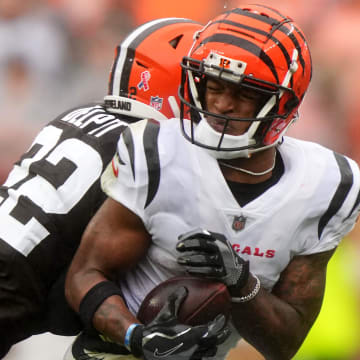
[231, 274, 313, 360]
[65, 264, 107, 313]
[66, 269, 139, 345]
[93, 294, 140, 344]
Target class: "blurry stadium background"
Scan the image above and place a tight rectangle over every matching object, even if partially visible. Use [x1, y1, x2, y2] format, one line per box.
[1, 0, 360, 359]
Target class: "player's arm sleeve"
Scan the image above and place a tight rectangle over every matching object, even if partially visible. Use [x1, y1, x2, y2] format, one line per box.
[301, 156, 360, 255]
[101, 122, 150, 220]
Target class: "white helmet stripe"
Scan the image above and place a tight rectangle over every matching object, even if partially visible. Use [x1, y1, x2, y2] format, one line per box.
[111, 17, 194, 96]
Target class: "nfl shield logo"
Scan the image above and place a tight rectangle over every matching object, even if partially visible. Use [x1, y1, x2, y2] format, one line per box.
[150, 96, 163, 111]
[232, 215, 246, 232]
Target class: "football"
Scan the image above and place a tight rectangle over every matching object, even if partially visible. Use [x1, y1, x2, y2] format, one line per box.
[137, 276, 231, 326]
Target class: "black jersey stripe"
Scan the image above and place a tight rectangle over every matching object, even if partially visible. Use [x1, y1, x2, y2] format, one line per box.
[318, 153, 354, 239]
[212, 19, 292, 68]
[122, 127, 136, 180]
[119, 18, 197, 97]
[230, 8, 306, 72]
[143, 121, 161, 208]
[199, 33, 279, 83]
[115, 149, 126, 166]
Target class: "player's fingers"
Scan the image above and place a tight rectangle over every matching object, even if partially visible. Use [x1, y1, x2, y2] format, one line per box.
[191, 315, 229, 359]
[171, 286, 188, 316]
[209, 314, 230, 345]
[216, 325, 231, 345]
[183, 266, 223, 277]
[155, 286, 188, 322]
[177, 238, 218, 253]
[177, 253, 222, 267]
[201, 314, 230, 345]
[178, 228, 214, 242]
[207, 314, 226, 337]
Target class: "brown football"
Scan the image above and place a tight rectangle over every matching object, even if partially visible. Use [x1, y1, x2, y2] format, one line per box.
[137, 276, 231, 326]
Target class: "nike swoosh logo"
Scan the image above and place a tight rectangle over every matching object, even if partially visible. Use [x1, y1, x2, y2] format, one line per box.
[154, 342, 184, 357]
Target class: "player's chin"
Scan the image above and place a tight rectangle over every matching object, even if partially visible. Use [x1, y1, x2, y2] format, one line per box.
[206, 116, 248, 136]
[206, 117, 229, 133]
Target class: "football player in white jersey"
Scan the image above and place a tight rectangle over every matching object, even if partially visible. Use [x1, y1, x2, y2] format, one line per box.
[0, 18, 202, 358]
[65, 4, 360, 360]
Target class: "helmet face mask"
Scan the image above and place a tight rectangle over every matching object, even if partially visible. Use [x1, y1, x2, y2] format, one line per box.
[179, 5, 312, 159]
[105, 18, 202, 121]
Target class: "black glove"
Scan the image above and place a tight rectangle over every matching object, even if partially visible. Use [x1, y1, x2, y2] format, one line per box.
[176, 228, 249, 296]
[130, 287, 229, 360]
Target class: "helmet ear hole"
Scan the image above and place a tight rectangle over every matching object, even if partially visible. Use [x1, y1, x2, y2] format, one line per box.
[136, 61, 148, 69]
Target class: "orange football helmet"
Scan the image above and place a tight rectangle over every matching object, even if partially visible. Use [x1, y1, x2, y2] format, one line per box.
[105, 18, 202, 121]
[179, 5, 312, 158]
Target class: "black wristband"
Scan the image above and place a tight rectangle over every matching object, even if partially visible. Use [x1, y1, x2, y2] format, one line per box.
[79, 280, 123, 330]
[129, 324, 144, 358]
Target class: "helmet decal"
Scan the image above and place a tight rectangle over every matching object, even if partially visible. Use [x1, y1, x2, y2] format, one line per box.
[106, 18, 202, 121]
[137, 71, 151, 92]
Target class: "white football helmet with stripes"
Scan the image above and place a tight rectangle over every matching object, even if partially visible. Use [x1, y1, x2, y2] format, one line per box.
[104, 18, 202, 121]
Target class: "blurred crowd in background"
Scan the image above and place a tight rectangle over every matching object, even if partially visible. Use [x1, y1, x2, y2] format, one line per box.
[1, 0, 360, 359]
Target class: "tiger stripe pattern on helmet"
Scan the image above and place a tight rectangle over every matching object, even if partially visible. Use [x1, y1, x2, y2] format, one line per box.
[179, 4, 312, 158]
[196, 6, 311, 87]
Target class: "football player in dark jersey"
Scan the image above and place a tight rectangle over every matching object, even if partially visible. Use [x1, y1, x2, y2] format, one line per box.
[0, 18, 201, 358]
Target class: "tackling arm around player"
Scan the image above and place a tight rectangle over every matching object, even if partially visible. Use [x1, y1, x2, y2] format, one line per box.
[0, 18, 201, 358]
[65, 4, 360, 360]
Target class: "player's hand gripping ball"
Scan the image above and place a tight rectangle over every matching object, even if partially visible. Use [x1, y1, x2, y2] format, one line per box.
[177, 228, 250, 296]
[137, 276, 232, 326]
[132, 286, 230, 360]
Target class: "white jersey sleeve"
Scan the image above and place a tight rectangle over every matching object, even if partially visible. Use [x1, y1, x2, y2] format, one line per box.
[295, 147, 360, 255]
[101, 119, 163, 221]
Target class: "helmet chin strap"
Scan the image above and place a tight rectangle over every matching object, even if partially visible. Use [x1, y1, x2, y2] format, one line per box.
[218, 155, 276, 176]
[194, 118, 253, 159]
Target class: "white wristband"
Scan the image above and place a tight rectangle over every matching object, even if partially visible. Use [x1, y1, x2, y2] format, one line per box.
[231, 275, 261, 303]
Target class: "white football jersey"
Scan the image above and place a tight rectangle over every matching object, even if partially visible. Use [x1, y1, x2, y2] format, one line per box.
[101, 118, 360, 359]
